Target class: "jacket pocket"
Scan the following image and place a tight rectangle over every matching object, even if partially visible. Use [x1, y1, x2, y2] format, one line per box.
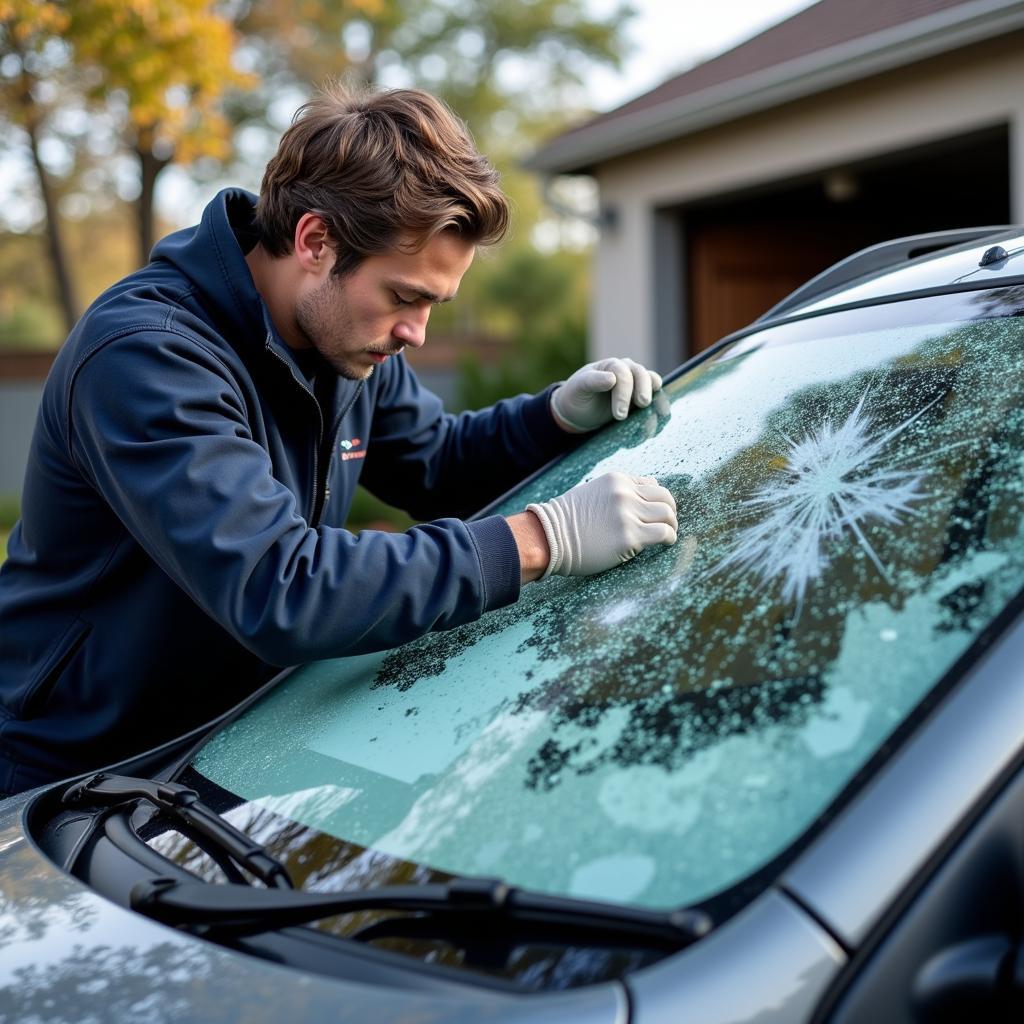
[21, 617, 93, 718]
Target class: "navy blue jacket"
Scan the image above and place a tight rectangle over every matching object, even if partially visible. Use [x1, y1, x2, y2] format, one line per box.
[0, 189, 575, 792]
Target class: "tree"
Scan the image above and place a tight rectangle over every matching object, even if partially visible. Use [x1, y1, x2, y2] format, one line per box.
[372, 0, 631, 154]
[235, 0, 631, 155]
[0, 0, 630, 350]
[0, 0, 255, 331]
[0, 1, 81, 329]
[67, 0, 255, 264]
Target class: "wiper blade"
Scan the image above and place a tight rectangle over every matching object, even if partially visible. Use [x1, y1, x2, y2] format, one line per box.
[63, 772, 292, 890]
[130, 875, 713, 950]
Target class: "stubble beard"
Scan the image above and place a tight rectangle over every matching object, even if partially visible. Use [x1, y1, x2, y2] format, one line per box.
[295, 276, 376, 381]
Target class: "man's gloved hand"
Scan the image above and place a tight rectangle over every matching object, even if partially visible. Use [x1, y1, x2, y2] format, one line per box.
[527, 472, 677, 577]
[551, 358, 664, 433]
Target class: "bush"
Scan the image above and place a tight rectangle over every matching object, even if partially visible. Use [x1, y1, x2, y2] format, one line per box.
[449, 239, 590, 410]
[0, 495, 17, 564]
[0, 303, 63, 350]
[457, 314, 587, 410]
[345, 486, 415, 533]
[0, 495, 19, 531]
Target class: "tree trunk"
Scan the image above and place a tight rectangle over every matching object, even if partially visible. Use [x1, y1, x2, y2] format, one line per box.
[136, 141, 170, 268]
[19, 78, 79, 333]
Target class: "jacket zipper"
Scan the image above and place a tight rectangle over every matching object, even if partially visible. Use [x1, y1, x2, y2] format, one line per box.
[265, 336, 365, 526]
[266, 339, 324, 523]
[317, 380, 364, 526]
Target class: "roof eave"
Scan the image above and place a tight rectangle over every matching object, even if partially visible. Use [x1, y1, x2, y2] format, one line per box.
[526, 0, 1024, 175]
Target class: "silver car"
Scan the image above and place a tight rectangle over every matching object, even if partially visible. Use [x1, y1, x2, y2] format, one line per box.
[3, 226, 1024, 1023]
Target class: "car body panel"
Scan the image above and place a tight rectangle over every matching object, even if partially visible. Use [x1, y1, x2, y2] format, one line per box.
[0, 802, 627, 1023]
[825, 745, 1024, 1022]
[628, 890, 845, 1024]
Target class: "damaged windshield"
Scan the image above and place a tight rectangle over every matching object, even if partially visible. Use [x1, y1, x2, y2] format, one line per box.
[178, 288, 1024, 969]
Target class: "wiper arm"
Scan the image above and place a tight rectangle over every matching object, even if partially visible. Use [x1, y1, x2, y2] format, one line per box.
[130, 875, 713, 951]
[63, 772, 292, 890]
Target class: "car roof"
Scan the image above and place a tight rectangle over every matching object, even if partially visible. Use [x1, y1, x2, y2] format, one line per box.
[762, 226, 1024, 320]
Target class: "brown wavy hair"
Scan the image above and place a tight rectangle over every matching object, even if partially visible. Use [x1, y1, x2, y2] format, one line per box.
[255, 84, 510, 276]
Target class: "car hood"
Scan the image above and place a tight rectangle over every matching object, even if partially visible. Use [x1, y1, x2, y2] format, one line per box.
[0, 794, 624, 1023]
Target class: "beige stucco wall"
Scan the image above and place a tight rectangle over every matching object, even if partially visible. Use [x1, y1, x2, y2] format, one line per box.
[590, 36, 1024, 366]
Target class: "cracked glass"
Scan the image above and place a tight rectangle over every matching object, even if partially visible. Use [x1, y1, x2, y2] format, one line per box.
[182, 288, 1024, 965]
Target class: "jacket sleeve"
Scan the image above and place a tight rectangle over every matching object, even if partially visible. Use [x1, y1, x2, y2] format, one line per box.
[359, 354, 582, 520]
[67, 330, 521, 666]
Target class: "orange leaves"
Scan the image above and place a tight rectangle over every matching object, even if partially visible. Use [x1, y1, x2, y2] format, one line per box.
[0, 2, 67, 66]
[65, 0, 257, 164]
[0, 1, 69, 39]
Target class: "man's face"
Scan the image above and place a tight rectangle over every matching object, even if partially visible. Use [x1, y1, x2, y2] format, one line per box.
[294, 231, 475, 380]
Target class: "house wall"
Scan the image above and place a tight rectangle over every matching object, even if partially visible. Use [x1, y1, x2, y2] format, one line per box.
[590, 35, 1024, 368]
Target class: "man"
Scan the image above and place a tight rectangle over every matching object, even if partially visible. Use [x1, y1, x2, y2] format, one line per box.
[0, 86, 677, 794]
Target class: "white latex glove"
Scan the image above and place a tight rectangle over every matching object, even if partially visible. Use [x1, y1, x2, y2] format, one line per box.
[526, 472, 677, 577]
[551, 358, 664, 433]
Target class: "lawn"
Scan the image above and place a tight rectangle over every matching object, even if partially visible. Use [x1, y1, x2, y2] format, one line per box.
[0, 496, 16, 564]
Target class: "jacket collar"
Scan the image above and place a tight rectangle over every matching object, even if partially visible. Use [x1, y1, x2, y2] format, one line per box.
[153, 188, 364, 405]
[152, 188, 284, 352]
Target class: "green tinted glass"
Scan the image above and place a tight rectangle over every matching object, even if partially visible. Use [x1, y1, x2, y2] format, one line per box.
[194, 294, 1024, 911]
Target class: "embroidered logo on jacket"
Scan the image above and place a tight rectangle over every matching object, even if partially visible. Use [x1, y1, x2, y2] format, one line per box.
[339, 437, 366, 461]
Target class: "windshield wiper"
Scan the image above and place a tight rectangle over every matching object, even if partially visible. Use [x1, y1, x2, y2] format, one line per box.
[62, 772, 293, 890]
[129, 875, 713, 951]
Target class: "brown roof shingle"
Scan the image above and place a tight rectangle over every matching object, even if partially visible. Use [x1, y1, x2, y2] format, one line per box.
[560, 0, 977, 142]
